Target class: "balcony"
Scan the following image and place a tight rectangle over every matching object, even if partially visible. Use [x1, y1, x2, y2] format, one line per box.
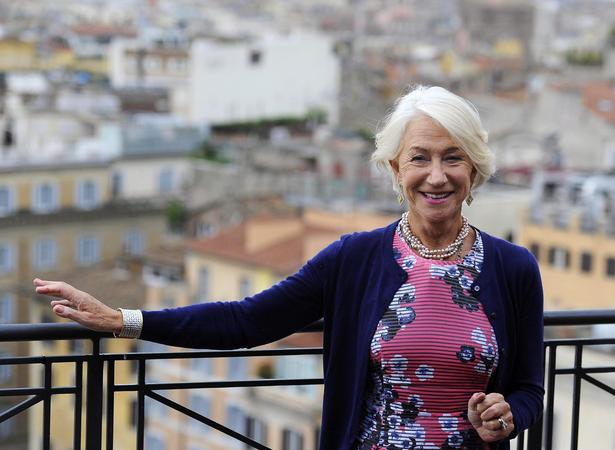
[0, 310, 614, 450]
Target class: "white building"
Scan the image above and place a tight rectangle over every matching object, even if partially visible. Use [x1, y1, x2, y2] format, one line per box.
[186, 32, 340, 126]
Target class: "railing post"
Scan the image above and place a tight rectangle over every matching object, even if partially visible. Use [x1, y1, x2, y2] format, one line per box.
[527, 415, 543, 450]
[86, 338, 104, 450]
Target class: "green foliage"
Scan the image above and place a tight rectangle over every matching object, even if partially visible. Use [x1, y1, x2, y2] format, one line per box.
[355, 127, 375, 142]
[191, 140, 229, 164]
[565, 49, 604, 66]
[306, 108, 328, 125]
[211, 111, 328, 135]
[165, 200, 187, 232]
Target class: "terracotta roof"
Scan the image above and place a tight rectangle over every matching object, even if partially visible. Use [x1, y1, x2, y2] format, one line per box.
[189, 223, 306, 274]
[189, 211, 395, 274]
[71, 24, 137, 38]
[582, 81, 615, 125]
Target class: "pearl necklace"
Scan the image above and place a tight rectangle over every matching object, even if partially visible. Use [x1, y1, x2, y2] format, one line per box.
[399, 212, 470, 260]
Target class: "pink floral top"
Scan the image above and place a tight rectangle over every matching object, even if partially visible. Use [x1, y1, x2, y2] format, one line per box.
[356, 227, 498, 450]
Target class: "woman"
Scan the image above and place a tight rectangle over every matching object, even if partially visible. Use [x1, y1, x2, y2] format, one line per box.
[34, 85, 544, 450]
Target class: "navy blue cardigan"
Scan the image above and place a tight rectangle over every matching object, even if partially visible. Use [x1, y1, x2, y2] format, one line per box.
[141, 221, 544, 450]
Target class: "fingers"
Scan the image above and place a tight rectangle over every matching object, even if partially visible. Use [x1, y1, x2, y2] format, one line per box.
[474, 392, 505, 415]
[50, 299, 72, 307]
[35, 281, 78, 302]
[480, 398, 510, 422]
[469, 391, 515, 441]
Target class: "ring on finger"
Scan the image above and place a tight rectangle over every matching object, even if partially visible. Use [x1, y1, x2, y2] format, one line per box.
[497, 417, 508, 431]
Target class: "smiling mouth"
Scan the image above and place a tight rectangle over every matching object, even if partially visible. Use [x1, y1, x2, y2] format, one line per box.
[421, 192, 453, 199]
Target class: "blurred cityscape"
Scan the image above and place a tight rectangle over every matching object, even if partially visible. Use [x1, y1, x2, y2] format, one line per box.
[0, 0, 615, 449]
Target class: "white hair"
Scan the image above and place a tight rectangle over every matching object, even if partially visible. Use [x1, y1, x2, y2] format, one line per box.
[371, 85, 495, 194]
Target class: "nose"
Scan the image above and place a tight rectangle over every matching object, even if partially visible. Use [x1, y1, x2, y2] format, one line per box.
[427, 161, 447, 186]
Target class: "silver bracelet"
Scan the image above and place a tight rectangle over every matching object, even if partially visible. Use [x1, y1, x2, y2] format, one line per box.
[114, 308, 143, 339]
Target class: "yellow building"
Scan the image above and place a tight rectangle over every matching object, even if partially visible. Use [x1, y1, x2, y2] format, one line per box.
[517, 171, 615, 310]
[519, 213, 615, 310]
[0, 162, 168, 449]
[141, 208, 396, 449]
[0, 38, 37, 71]
[0, 36, 109, 74]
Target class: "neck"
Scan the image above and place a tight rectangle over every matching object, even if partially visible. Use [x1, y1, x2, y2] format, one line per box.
[406, 211, 463, 248]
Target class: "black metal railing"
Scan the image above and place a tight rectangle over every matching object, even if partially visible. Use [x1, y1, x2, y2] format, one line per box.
[0, 310, 614, 450]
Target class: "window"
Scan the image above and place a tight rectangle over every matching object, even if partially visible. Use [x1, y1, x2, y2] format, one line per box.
[197, 267, 209, 300]
[548, 246, 570, 269]
[226, 405, 246, 433]
[0, 243, 15, 273]
[246, 416, 267, 445]
[239, 276, 251, 298]
[580, 252, 593, 273]
[75, 180, 99, 209]
[188, 394, 211, 433]
[76, 236, 100, 266]
[158, 168, 175, 193]
[607, 257, 615, 278]
[123, 230, 144, 255]
[529, 243, 540, 261]
[282, 428, 304, 450]
[196, 222, 217, 238]
[249, 49, 262, 65]
[111, 172, 123, 197]
[0, 294, 14, 324]
[32, 182, 59, 213]
[33, 239, 58, 270]
[228, 357, 248, 380]
[0, 186, 15, 216]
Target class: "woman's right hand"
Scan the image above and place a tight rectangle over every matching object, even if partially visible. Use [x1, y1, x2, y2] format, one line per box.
[33, 278, 123, 334]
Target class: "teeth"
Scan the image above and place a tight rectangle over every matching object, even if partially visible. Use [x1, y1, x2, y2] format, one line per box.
[424, 192, 449, 199]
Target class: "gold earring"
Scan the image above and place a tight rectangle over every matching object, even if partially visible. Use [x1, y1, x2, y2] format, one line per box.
[466, 192, 474, 206]
[397, 184, 405, 205]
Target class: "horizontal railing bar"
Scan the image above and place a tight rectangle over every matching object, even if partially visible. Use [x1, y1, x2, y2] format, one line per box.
[544, 309, 615, 326]
[0, 395, 42, 423]
[114, 377, 324, 392]
[0, 386, 79, 397]
[0, 355, 90, 365]
[545, 337, 615, 346]
[0, 309, 613, 343]
[0, 322, 111, 342]
[104, 347, 323, 361]
[553, 367, 615, 375]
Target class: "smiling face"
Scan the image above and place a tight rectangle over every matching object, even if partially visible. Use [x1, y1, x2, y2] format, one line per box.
[390, 114, 476, 229]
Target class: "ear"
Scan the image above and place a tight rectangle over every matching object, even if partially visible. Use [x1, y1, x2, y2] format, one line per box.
[470, 167, 477, 186]
[389, 159, 400, 178]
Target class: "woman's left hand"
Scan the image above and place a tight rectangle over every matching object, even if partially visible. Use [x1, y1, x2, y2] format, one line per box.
[467, 392, 514, 442]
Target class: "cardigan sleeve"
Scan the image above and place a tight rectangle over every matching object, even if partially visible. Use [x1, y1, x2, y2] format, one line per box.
[139, 238, 342, 349]
[506, 249, 545, 438]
